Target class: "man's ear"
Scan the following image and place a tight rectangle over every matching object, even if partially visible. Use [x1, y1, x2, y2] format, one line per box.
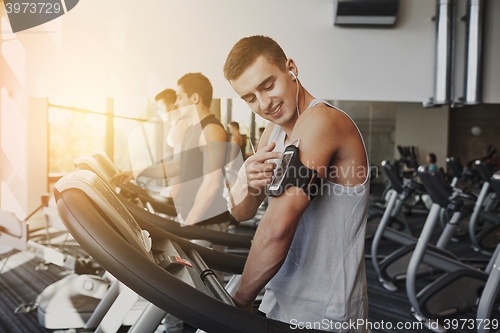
[286, 58, 298, 78]
[191, 93, 201, 105]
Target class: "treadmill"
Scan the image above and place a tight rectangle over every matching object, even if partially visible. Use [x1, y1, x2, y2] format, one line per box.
[53, 170, 325, 332]
[37, 159, 252, 330]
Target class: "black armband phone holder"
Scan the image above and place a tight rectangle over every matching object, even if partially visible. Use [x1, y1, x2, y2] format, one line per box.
[267, 145, 322, 200]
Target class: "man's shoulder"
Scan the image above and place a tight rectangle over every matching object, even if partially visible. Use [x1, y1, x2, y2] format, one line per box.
[295, 103, 355, 140]
[202, 122, 227, 143]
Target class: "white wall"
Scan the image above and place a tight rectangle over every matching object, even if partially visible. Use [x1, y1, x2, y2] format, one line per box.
[1, 0, 499, 102]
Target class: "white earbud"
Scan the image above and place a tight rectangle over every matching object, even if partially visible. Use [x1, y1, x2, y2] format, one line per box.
[289, 70, 300, 118]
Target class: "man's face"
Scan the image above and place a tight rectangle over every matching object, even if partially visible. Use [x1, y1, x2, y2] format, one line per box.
[175, 85, 193, 109]
[156, 99, 168, 114]
[166, 102, 176, 112]
[230, 55, 297, 126]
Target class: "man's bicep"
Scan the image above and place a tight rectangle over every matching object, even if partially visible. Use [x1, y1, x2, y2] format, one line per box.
[291, 114, 337, 179]
[265, 187, 310, 234]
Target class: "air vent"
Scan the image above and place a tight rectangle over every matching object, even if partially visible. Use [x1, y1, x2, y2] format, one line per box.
[334, 0, 400, 26]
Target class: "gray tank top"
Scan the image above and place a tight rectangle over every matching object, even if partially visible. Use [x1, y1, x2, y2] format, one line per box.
[260, 99, 369, 333]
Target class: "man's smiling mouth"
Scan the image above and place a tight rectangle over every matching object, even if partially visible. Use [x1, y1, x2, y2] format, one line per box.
[268, 102, 282, 116]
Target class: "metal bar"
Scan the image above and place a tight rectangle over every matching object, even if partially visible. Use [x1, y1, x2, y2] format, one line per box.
[188, 249, 235, 306]
[463, 0, 486, 105]
[422, 249, 480, 273]
[406, 203, 441, 321]
[436, 211, 461, 248]
[382, 228, 416, 246]
[106, 98, 114, 163]
[429, 0, 456, 106]
[250, 112, 256, 151]
[48, 103, 149, 122]
[477, 244, 500, 333]
[226, 99, 232, 127]
[485, 244, 500, 274]
[94, 284, 139, 333]
[84, 278, 121, 329]
[390, 195, 405, 218]
[470, 182, 490, 249]
[371, 191, 399, 279]
[45, 97, 51, 192]
[128, 302, 166, 333]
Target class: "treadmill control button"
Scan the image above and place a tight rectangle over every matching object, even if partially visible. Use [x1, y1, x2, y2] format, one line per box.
[175, 257, 193, 267]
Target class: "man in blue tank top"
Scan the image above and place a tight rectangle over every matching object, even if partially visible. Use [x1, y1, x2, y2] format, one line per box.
[224, 36, 370, 332]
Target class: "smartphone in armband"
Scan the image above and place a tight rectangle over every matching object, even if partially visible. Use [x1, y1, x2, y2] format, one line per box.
[268, 149, 295, 191]
[267, 144, 322, 200]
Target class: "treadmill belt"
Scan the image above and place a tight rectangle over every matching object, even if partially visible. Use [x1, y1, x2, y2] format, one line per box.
[0, 250, 66, 333]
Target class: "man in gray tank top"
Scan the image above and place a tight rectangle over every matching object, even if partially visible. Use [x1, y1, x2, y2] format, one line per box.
[223, 36, 370, 332]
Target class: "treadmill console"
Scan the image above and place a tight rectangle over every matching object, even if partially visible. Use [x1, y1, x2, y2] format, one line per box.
[55, 170, 152, 256]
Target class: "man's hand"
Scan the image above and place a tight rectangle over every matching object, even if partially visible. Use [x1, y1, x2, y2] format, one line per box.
[110, 170, 134, 185]
[230, 142, 283, 221]
[233, 292, 254, 313]
[238, 142, 282, 192]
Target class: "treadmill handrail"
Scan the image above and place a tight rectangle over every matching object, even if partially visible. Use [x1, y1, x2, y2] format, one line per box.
[123, 198, 252, 249]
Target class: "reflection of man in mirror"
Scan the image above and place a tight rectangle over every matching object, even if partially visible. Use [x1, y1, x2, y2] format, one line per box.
[173, 73, 229, 226]
[164, 74, 230, 333]
[225, 121, 247, 187]
[155, 88, 177, 114]
[112, 75, 230, 227]
[155, 89, 189, 194]
[112, 89, 180, 185]
[228, 121, 247, 160]
[158, 89, 190, 198]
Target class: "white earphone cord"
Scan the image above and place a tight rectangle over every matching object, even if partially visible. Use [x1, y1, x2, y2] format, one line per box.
[295, 76, 300, 118]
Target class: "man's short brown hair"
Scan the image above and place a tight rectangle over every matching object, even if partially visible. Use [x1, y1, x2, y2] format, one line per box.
[155, 89, 176, 105]
[223, 35, 287, 81]
[229, 121, 240, 130]
[177, 73, 213, 109]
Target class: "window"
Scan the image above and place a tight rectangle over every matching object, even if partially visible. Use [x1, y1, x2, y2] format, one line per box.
[48, 96, 153, 177]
